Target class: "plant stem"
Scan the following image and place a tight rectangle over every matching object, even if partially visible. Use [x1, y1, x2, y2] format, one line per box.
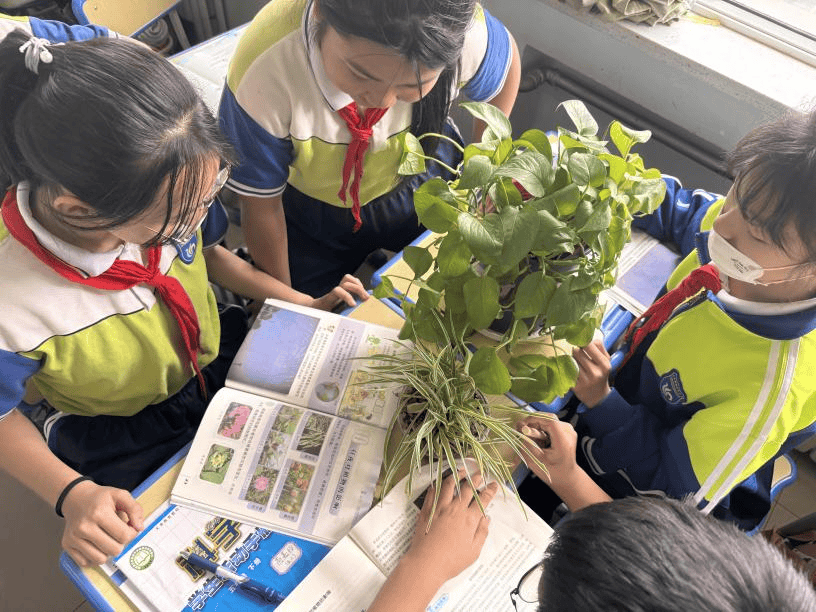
[417, 132, 466, 154]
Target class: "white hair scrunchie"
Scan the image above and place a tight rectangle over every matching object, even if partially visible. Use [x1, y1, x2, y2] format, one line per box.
[19, 37, 54, 75]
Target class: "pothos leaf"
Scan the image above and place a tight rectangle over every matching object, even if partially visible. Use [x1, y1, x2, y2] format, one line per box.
[559, 99, 599, 137]
[436, 230, 472, 278]
[459, 212, 503, 264]
[463, 275, 501, 330]
[461, 101, 512, 141]
[468, 347, 511, 394]
[403, 245, 433, 278]
[399, 132, 426, 175]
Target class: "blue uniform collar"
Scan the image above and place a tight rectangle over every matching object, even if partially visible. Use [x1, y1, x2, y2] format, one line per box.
[693, 231, 816, 340]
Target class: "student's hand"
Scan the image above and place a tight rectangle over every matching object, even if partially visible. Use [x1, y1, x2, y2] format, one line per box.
[517, 415, 581, 490]
[403, 470, 498, 582]
[571, 338, 612, 408]
[517, 415, 612, 511]
[311, 274, 369, 311]
[61, 480, 144, 566]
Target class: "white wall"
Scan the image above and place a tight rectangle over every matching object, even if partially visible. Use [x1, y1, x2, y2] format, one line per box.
[483, 0, 816, 152]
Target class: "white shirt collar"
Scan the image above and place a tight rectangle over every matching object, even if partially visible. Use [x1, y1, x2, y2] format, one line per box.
[715, 287, 816, 316]
[302, 0, 354, 112]
[16, 182, 141, 278]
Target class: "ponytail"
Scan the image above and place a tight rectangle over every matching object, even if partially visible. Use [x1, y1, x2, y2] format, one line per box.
[0, 30, 232, 239]
[0, 30, 46, 186]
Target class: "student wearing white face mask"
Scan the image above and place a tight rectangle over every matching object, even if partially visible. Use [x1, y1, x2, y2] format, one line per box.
[540, 109, 816, 531]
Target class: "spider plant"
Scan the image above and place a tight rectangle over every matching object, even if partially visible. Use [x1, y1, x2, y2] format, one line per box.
[365, 315, 549, 523]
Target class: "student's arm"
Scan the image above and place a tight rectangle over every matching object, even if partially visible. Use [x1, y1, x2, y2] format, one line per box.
[517, 415, 611, 512]
[472, 31, 521, 140]
[203, 244, 368, 310]
[368, 471, 498, 612]
[632, 176, 724, 257]
[0, 410, 143, 566]
[239, 193, 292, 285]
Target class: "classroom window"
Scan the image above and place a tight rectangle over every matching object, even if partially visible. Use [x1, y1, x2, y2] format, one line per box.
[694, 0, 816, 68]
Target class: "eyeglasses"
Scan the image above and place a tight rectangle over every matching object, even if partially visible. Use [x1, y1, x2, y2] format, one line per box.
[200, 164, 231, 211]
[510, 561, 544, 611]
[151, 164, 231, 245]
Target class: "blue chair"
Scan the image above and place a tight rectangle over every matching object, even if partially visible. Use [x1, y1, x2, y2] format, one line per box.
[71, 0, 189, 47]
[746, 453, 799, 536]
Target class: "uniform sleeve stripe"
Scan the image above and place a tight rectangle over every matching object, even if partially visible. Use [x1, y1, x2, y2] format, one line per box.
[695, 339, 798, 512]
[225, 180, 286, 199]
[461, 9, 512, 102]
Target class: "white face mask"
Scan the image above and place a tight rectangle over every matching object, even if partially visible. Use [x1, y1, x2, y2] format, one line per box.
[707, 229, 810, 286]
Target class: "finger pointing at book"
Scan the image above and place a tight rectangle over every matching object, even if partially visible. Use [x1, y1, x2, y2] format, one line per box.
[367, 470, 498, 612]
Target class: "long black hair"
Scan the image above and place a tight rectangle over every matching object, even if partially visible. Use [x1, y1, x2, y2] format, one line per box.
[0, 31, 232, 242]
[312, 0, 476, 156]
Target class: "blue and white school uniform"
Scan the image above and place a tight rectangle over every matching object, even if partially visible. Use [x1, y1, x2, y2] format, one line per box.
[219, 0, 514, 295]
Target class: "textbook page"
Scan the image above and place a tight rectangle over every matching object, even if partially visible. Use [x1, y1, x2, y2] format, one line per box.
[171, 387, 387, 545]
[276, 466, 554, 612]
[112, 502, 329, 612]
[604, 228, 682, 316]
[170, 25, 247, 113]
[226, 299, 405, 429]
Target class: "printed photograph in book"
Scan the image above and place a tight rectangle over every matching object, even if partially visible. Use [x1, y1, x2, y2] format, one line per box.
[233, 305, 320, 394]
[171, 386, 389, 544]
[226, 299, 405, 427]
[113, 503, 330, 612]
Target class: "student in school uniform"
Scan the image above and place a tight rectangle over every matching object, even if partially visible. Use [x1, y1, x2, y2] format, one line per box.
[561, 108, 816, 532]
[367, 418, 816, 612]
[0, 31, 366, 567]
[218, 0, 521, 298]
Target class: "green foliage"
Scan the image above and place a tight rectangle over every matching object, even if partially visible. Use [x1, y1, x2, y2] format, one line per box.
[364, 317, 540, 517]
[379, 100, 665, 402]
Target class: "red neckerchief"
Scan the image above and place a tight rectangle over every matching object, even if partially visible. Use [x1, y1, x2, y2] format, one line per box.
[336, 103, 388, 232]
[622, 263, 721, 365]
[1, 189, 206, 395]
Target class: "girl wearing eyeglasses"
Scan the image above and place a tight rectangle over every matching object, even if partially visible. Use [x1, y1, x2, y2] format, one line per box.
[0, 32, 365, 568]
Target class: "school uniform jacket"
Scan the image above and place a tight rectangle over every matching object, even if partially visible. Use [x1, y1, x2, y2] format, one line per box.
[0, 184, 226, 420]
[0, 12, 115, 42]
[219, 0, 514, 206]
[578, 176, 816, 530]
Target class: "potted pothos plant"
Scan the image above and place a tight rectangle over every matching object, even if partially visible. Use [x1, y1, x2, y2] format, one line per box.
[374, 99, 666, 403]
[364, 314, 548, 514]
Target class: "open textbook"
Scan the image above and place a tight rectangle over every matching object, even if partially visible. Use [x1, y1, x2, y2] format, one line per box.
[110, 502, 329, 612]
[276, 463, 554, 612]
[603, 228, 682, 316]
[171, 299, 406, 545]
[170, 25, 247, 113]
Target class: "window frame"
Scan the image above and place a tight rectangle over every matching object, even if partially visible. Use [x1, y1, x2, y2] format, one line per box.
[693, 0, 816, 68]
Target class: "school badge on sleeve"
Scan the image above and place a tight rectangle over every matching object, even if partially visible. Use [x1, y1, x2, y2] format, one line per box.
[176, 234, 198, 264]
[659, 369, 687, 405]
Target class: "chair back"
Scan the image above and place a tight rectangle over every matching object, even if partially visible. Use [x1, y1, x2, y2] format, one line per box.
[71, 0, 179, 35]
